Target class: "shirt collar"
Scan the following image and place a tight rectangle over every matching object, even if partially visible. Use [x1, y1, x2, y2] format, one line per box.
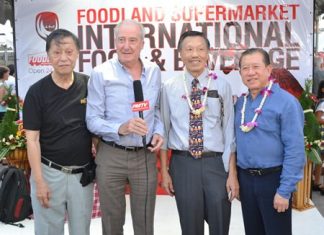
[184, 68, 209, 85]
[247, 82, 278, 100]
[114, 57, 146, 79]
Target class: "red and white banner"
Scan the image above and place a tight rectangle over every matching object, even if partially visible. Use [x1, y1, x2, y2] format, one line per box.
[14, 0, 314, 98]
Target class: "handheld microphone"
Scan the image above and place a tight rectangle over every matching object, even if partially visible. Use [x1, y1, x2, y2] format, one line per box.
[132, 80, 149, 146]
[133, 80, 144, 117]
[132, 80, 150, 235]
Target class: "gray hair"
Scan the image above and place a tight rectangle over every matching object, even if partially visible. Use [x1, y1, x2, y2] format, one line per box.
[114, 19, 145, 40]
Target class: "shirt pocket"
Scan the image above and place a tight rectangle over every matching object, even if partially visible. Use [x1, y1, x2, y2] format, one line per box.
[256, 110, 279, 133]
[204, 97, 221, 127]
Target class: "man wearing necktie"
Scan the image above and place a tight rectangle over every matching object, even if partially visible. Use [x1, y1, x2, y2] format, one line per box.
[189, 78, 204, 158]
[160, 31, 239, 235]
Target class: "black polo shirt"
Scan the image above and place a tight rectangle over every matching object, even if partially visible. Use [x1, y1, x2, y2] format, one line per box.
[23, 72, 92, 166]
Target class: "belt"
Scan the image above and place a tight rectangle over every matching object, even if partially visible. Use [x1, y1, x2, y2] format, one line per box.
[172, 150, 222, 158]
[41, 157, 86, 174]
[102, 140, 144, 152]
[239, 166, 282, 176]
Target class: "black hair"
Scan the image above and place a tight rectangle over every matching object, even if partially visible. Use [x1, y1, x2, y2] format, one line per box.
[45, 29, 80, 52]
[0, 65, 9, 79]
[177, 31, 210, 50]
[7, 64, 15, 76]
[239, 48, 271, 68]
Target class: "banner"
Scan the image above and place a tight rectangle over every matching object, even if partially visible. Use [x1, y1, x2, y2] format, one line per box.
[14, 0, 314, 98]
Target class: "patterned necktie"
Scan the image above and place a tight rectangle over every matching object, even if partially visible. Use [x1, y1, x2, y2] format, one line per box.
[188, 78, 203, 159]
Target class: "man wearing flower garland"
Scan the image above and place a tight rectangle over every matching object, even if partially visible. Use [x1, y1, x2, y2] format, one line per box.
[23, 29, 94, 235]
[160, 31, 239, 235]
[235, 48, 305, 235]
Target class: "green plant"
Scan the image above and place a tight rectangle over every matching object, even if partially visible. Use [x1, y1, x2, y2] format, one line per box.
[300, 79, 322, 164]
[0, 86, 26, 159]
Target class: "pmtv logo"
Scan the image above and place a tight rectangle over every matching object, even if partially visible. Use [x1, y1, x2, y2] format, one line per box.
[35, 12, 59, 40]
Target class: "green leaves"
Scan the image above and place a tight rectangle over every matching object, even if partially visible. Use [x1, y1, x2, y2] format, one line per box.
[300, 80, 322, 163]
[306, 145, 322, 164]
[0, 147, 10, 160]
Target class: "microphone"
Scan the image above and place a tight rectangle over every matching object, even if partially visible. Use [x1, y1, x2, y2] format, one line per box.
[132, 80, 149, 235]
[132, 80, 149, 146]
[133, 80, 145, 118]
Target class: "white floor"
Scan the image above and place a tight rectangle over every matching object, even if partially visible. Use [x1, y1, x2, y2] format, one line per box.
[1, 195, 324, 235]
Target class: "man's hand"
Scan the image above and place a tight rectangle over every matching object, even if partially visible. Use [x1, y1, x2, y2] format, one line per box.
[91, 136, 99, 157]
[226, 170, 240, 201]
[161, 170, 175, 196]
[118, 118, 148, 136]
[273, 193, 289, 213]
[36, 179, 51, 208]
[148, 134, 163, 152]
[226, 152, 239, 201]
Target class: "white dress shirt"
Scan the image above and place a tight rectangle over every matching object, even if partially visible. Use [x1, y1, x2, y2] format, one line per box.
[161, 68, 235, 171]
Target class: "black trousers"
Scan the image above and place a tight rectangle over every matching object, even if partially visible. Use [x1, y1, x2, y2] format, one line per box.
[238, 168, 292, 235]
[170, 152, 230, 235]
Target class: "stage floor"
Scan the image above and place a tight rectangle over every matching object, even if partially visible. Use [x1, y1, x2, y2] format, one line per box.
[1, 195, 324, 235]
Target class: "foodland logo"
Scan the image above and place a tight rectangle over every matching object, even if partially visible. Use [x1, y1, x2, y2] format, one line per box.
[35, 12, 59, 40]
[28, 53, 50, 66]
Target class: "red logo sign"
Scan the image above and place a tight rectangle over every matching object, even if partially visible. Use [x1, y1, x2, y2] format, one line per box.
[28, 53, 50, 66]
[35, 12, 59, 40]
[131, 100, 150, 112]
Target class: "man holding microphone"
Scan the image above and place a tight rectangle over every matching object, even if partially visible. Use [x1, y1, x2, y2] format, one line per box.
[86, 19, 163, 235]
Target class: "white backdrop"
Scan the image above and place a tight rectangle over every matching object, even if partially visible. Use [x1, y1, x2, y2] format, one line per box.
[14, 0, 314, 98]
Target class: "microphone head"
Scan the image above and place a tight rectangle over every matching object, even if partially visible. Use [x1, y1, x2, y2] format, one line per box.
[133, 80, 144, 102]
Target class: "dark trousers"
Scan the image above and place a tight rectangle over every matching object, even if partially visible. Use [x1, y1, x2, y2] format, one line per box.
[170, 152, 230, 235]
[238, 168, 292, 235]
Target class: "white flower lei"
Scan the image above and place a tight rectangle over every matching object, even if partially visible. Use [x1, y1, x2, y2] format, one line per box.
[240, 80, 274, 132]
[183, 72, 216, 115]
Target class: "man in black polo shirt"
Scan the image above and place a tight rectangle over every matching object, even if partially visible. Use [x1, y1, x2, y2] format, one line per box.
[23, 29, 94, 235]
